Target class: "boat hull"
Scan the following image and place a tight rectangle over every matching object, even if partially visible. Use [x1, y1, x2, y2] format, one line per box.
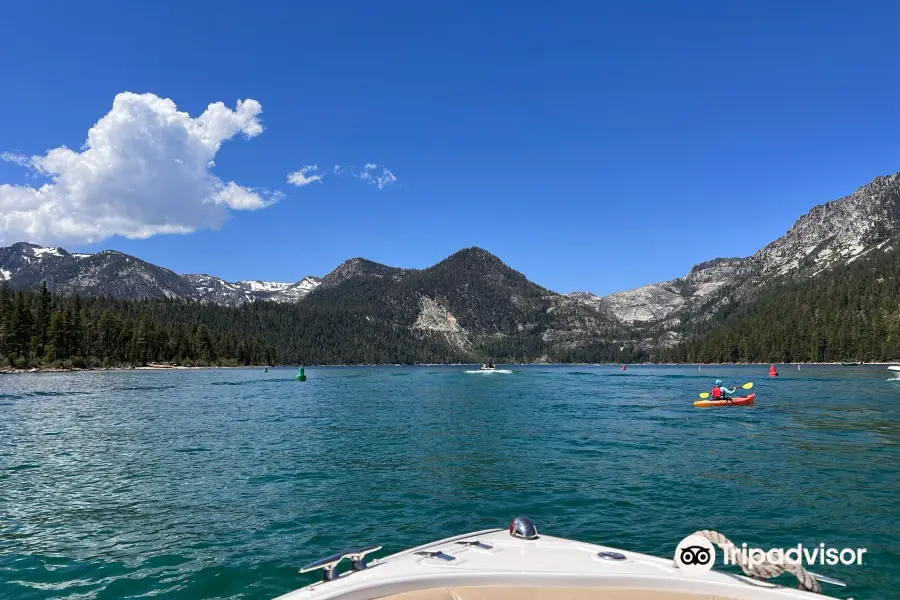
[694, 393, 755, 408]
[275, 525, 835, 599]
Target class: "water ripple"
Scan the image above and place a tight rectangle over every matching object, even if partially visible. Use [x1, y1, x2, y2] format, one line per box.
[0, 365, 897, 599]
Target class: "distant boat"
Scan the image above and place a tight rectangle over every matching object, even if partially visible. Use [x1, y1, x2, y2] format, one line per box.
[841, 361, 863, 366]
[480, 363, 497, 371]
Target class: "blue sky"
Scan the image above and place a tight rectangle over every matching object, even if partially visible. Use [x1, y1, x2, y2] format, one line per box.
[2, 1, 900, 295]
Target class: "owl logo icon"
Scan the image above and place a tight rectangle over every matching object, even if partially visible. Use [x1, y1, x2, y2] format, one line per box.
[674, 534, 716, 574]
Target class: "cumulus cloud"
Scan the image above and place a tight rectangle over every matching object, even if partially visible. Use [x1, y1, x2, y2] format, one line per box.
[0, 92, 278, 245]
[286, 165, 324, 187]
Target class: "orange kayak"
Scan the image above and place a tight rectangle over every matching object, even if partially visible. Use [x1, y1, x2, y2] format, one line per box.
[694, 393, 755, 408]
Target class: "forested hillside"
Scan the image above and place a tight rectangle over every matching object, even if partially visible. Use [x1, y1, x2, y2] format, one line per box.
[4, 241, 899, 370]
[0, 254, 629, 370]
[0, 283, 278, 369]
[660, 242, 900, 363]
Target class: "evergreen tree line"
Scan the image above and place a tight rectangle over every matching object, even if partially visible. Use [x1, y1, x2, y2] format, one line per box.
[0, 279, 631, 369]
[8, 242, 892, 369]
[0, 283, 276, 369]
[658, 244, 900, 363]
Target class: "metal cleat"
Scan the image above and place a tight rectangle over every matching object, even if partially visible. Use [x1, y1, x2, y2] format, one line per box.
[299, 545, 382, 582]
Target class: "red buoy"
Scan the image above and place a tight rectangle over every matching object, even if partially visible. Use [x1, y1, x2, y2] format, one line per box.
[769, 364, 778, 377]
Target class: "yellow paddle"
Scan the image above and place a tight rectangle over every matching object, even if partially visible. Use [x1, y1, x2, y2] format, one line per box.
[698, 382, 753, 399]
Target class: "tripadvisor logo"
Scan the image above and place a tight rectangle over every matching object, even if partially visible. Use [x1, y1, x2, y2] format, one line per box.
[674, 535, 715, 574]
[674, 534, 868, 574]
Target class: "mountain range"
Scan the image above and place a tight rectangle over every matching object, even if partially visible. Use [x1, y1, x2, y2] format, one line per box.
[2, 172, 899, 355]
[0, 243, 322, 306]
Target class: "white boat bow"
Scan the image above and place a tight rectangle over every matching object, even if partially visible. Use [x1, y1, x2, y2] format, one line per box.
[275, 519, 841, 600]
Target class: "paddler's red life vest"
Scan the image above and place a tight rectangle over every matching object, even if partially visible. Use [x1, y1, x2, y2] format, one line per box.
[711, 386, 722, 399]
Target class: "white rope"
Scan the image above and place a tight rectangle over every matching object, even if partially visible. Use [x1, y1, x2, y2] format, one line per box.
[693, 530, 822, 594]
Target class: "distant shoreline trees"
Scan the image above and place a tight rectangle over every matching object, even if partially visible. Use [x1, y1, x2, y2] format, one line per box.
[3, 241, 897, 371]
[659, 243, 900, 363]
[0, 283, 276, 370]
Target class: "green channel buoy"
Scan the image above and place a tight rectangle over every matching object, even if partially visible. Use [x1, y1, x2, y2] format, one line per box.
[296, 366, 306, 382]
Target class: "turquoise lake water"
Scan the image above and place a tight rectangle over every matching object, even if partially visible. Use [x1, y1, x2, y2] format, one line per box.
[1, 365, 898, 599]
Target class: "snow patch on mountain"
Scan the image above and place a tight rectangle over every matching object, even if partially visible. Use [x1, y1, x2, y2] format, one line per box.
[32, 247, 64, 258]
[240, 280, 292, 292]
[295, 277, 322, 292]
[181, 273, 322, 304]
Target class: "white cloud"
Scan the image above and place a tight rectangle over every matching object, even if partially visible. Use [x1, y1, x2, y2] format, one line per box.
[213, 181, 281, 209]
[1, 152, 29, 166]
[375, 169, 398, 189]
[286, 165, 324, 187]
[0, 92, 278, 245]
[356, 163, 398, 190]
[287, 162, 398, 190]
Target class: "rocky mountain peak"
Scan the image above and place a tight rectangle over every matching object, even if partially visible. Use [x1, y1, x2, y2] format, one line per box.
[433, 247, 531, 286]
[750, 171, 900, 277]
[442, 246, 504, 266]
[575, 172, 900, 329]
[856, 172, 900, 198]
[7, 242, 69, 257]
[8, 242, 41, 252]
[320, 257, 401, 288]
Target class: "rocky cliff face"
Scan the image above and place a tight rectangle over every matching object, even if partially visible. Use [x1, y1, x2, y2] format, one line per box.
[750, 173, 900, 276]
[573, 173, 900, 328]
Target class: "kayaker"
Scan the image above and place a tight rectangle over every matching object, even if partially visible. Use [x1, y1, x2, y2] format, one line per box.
[711, 379, 737, 400]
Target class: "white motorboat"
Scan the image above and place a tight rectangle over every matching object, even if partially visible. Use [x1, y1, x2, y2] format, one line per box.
[480, 364, 497, 371]
[275, 518, 843, 600]
[888, 365, 900, 372]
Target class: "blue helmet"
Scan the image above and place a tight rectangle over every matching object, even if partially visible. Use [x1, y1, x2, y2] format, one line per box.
[715, 379, 722, 386]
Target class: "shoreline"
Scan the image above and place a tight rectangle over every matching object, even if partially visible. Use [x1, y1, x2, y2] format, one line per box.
[0, 363, 267, 375]
[3, 361, 897, 375]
